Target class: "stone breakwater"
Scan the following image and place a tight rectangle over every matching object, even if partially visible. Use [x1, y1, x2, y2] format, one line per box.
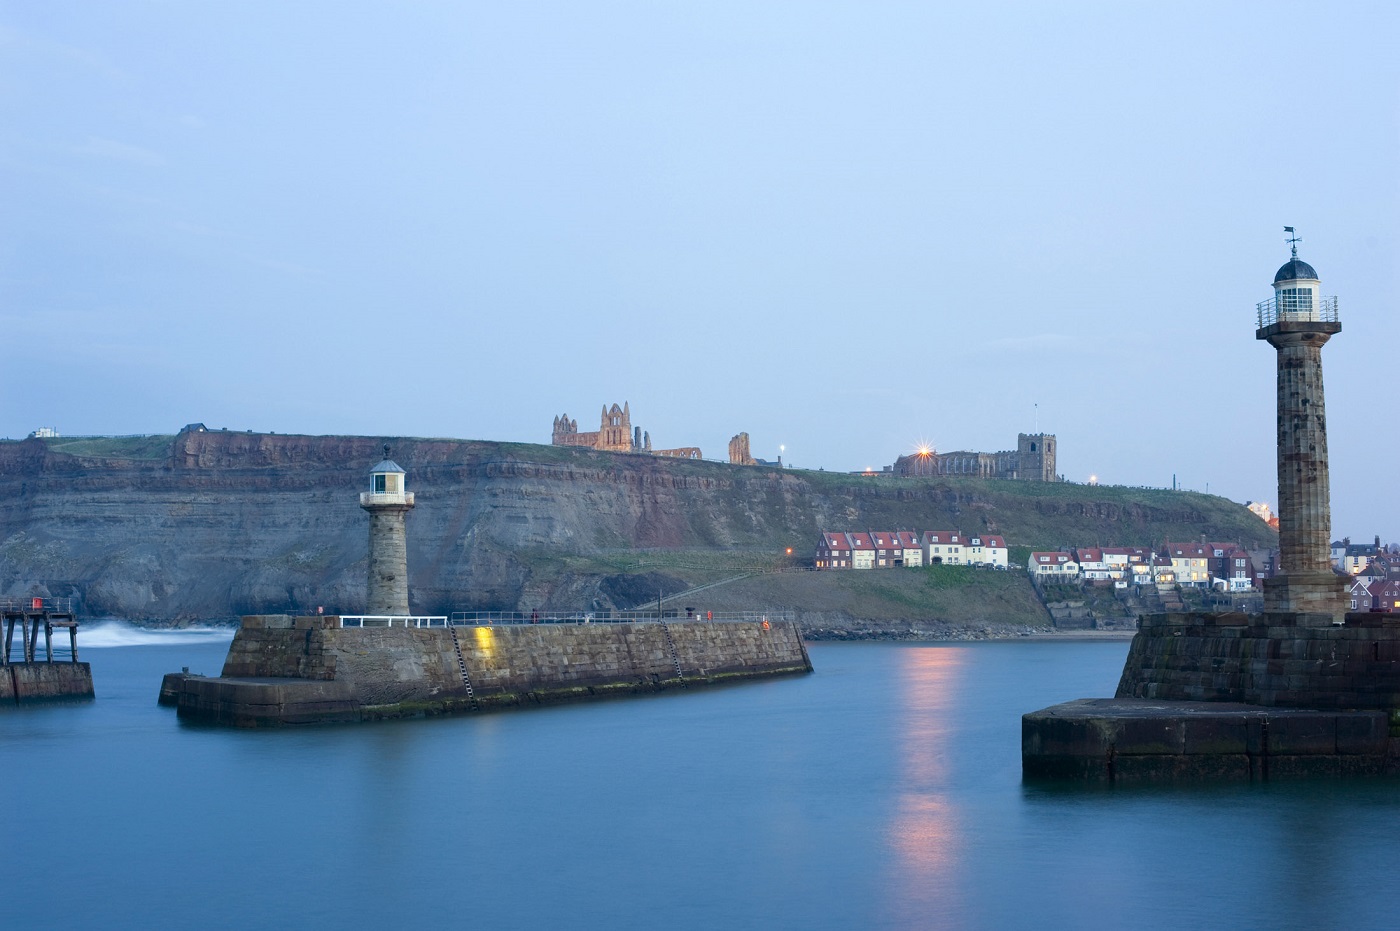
[165, 615, 812, 726]
[1117, 611, 1400, 709]
[1023, 611, 1400, 781]
[3, 663, 94, 704]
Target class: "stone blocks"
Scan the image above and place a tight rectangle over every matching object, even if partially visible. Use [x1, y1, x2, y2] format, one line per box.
[1117, 611, 1400, 710]
[173, 619, 812, 726]
[2, 662, 94, 704]
[1022, 699, 1394, 781]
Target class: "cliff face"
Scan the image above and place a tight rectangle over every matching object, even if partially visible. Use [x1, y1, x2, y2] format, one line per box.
[0, 432, 1275, 622]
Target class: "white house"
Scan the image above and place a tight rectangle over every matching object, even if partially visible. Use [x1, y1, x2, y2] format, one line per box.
[1028, 551, 1079, 578]
[922, 530, 966, 566]
[966, 534, 1008, 568]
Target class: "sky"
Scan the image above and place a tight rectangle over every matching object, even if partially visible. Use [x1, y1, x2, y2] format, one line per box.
[2, 2, 1397, 538]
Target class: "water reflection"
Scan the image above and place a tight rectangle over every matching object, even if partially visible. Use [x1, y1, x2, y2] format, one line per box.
[885, 646, 968, 924]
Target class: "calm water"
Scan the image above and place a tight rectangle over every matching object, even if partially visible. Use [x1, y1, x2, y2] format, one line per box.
[6, 625, 1400, 930]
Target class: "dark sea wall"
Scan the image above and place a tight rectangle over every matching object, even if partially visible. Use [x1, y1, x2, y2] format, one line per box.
[1116, 612, 1400, 710]
[0, 431, 1276, 622]
[2, 663, 94, 704]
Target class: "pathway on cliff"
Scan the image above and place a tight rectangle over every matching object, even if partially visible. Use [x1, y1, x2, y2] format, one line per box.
[658, 573, 756, 605]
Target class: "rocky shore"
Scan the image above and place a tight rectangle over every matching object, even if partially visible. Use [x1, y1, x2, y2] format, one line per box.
[801, 620, 1137, 642]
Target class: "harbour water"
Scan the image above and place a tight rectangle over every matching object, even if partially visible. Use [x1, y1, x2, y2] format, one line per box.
[7, 626, 1399, 930]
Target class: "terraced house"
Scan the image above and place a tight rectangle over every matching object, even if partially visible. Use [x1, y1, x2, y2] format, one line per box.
[965, 534, 1009, 569]
[1162, 542, 1212, 587]
[816, 530, 1004, 570]
[922, 530, 965, 565]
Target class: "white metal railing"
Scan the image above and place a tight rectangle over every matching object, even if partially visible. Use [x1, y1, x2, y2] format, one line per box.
[1256, 295, 1338, 328]
[444, 610, 794, 626]
[338, 615, 447, 628]
[0, 597, 75, 614]
[359, 492, 415, 507]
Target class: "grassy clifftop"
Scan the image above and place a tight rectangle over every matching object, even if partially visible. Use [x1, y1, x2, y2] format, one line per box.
[1, 432, 1275, 623]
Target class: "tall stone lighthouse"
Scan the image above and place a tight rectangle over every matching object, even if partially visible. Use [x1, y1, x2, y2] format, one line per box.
[1256, 231, 1346, 620]
[360, 447, 415, 617]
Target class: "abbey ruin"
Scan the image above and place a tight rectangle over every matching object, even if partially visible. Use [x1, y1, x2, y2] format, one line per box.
[551, 403, 702, 460]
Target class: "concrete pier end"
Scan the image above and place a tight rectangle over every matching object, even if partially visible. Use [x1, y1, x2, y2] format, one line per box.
[3, 662, 95, 704]
[1023, 698, 1395, 782]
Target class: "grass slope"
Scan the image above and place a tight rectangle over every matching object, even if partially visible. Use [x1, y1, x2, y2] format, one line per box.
[670, 566, 1050, 628]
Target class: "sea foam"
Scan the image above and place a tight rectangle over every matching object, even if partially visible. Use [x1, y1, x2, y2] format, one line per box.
[76, 620, 236, 648]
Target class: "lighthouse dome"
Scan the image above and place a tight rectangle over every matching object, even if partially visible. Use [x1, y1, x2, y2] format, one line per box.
[1274, 258, 1318, 283]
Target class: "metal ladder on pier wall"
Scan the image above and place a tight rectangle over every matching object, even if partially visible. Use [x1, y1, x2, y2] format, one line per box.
[659, 621, 687, 688]
[447, 626, 481, 711]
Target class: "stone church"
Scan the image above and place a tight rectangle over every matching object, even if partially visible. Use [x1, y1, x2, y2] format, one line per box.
[891, 433, 1058, 481]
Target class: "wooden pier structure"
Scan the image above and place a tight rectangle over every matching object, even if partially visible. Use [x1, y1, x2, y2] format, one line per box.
[1, 597, 92, 704]
[2, 597, 80, 665]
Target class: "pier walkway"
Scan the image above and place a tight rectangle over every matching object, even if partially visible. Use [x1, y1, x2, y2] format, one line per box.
[1, 597, 80, 665]
[1, 597, 93, 704]
[334, 609, 794, 628]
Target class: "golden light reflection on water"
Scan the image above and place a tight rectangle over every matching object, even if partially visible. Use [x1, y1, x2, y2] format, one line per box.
[886, 647, 968, 921]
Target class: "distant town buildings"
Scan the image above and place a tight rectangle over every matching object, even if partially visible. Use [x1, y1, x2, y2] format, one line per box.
[28, 427, 59, 438]
[1333, 540, 1400, 610]
[815, 530, 1008, 570]
[1246, 500, 1280, 531]
[889, 433, 1059, 482]
[1030, 542, 1263, 592]
[1333, 536, 1385, 575]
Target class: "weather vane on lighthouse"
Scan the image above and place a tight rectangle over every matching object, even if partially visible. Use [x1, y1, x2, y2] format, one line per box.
[1284, 225, 1302, 259]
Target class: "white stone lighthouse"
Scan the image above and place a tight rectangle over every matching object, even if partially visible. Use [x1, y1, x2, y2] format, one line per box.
[1256, 229, 1346, 620]
[360, 446, 415, 616]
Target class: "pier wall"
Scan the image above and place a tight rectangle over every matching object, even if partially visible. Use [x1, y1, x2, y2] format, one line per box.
[1116, 612, 1400, 710]
[2, 663, 94, 704]
[176, 616, 811, 725]
[1024, 611, 1400, 780]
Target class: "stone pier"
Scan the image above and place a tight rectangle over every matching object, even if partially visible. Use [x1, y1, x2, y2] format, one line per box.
[164, 615, 813, 726]
[1022, 241, 1390, 780]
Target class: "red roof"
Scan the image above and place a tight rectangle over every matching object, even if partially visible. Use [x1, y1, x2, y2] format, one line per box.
[847, 532, 874, 550]
[923, 531, 963, 545]
[1031, 551, 1072, 563]
[896, 531, 921, 548]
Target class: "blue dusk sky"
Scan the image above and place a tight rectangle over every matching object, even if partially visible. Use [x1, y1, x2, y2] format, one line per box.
[2, 2, 1397, 538]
